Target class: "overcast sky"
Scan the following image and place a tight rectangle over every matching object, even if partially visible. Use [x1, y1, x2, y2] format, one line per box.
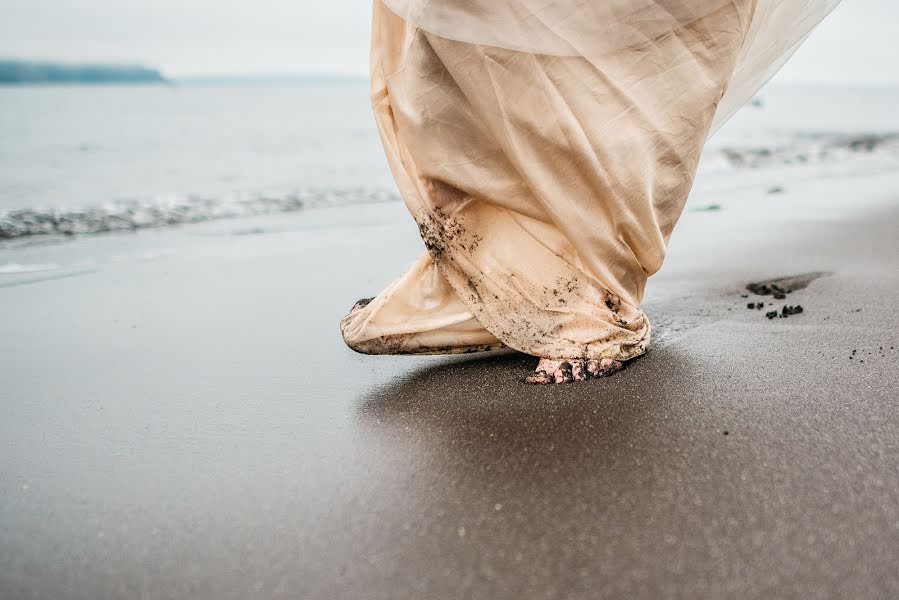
[0, 0, 897, 84]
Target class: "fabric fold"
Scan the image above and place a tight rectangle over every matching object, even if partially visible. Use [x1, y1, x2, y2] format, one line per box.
[342, 0, 842, 360]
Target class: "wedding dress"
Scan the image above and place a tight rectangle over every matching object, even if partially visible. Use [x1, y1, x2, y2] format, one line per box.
[341, 0, 842, 360]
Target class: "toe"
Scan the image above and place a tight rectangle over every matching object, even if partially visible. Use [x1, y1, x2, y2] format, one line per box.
[553, 362, 575, 384]
[525, 371, 553, 385]
[571, 360, 588, 382]
[586, 358, 625, 378]
[600, 358, 624, 376]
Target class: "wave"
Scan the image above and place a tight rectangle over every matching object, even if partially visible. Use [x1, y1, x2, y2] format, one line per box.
[0, 188, 400, 241]
[2, 133, 896, 241]
[707, 132, 899, 170]
[0, 262, 59, 274]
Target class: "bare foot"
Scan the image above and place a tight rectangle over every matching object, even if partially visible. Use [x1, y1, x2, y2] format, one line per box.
[349, 297, 374, 315]
[524, 357, 623, 385]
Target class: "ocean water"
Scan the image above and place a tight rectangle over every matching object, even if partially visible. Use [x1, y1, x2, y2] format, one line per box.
[0, 81, 393, 238]
[1, 81, 898, 240]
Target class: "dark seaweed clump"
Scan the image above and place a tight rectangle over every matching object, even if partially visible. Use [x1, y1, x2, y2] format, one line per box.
[745, 273, 827, 320]
[766, 305, 803, 319]
[748, 282, 788, 299]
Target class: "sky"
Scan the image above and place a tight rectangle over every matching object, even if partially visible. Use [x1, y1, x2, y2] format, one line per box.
[0, 0, 897, 84]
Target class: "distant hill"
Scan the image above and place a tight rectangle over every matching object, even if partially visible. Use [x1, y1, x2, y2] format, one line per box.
[0, 60, 167, 84]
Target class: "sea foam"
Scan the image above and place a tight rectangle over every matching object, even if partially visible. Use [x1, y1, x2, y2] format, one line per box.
[1, 133, 896, 241]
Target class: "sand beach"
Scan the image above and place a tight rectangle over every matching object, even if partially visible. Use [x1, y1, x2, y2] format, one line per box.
[1, 151, 898, 597]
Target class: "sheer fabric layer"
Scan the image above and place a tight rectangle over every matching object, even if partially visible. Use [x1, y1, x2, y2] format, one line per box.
[341, 0, 841, 359]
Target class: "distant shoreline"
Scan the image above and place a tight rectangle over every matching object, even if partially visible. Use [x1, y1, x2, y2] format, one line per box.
[0, 63, 373, 86]
[0, 60, 167, 85]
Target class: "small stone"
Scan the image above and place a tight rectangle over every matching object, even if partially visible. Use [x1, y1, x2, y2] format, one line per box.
[780, 305, 804, 318]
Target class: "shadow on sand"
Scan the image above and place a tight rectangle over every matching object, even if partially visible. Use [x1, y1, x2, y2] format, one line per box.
[340, 347, 736, 592]
[353, 346, 716, 500]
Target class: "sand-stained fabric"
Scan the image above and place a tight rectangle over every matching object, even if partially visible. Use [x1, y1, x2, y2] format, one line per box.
[341, 0, 842, 360]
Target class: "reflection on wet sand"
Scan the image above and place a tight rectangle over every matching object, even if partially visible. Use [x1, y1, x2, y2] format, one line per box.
[350, 349, 728, 596]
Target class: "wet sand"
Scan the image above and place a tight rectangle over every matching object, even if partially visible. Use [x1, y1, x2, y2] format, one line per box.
[1, 169, 898, 598]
